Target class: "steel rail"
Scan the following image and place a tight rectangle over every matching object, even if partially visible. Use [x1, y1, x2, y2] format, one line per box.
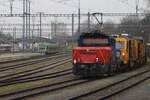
[70, 69, 150, 100]
[0, 58, 71, 82]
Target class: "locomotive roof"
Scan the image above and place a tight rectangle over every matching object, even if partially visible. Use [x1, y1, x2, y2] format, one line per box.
[79, 32, 111, 39]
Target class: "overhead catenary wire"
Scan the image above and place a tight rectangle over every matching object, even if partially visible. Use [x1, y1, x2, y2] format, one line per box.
[0, 0, 35, 14]
[0, 1, 22, 12]
[49, 0, 93, 12]
[117, 0, 146, 13]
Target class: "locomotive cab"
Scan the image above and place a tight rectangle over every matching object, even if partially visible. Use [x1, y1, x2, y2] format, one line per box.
[72, 32, 117, 77]
[115, 36, 129, 65]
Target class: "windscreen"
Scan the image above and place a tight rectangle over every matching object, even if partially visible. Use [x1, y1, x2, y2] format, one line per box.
[116, 41, 125, 49]
[80, 38, 109, 46]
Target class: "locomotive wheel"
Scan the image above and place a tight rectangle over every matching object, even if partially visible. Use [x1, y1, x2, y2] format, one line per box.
[116, 63, 121, 72]
[45, 52, 48, 55]
[72, 67, 77, 75]
[107, 65, 114, 76]
[81, 68, 89, 78]
[82, 71, 89, 78]
[144, 56, 147, 64]
[129, 60, 134, 69]
[112, 64, 118, 73]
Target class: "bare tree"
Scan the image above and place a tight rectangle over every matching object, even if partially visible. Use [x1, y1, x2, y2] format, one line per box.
[117, 16, 140, 34]
[102, 21, 117, 34]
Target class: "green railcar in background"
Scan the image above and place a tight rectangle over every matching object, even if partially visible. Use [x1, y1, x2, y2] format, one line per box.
[37, 42, 64, 54]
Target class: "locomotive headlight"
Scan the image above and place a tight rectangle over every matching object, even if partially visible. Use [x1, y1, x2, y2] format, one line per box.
[96, 58, 99, 62]
[73, 59, 77, 64]
[122, 52, 125, 56]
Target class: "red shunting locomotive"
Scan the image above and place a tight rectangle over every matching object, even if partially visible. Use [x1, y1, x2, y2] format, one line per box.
[72, 32, 119, 77]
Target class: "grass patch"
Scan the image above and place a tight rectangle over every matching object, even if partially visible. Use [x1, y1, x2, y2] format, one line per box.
[0, 79, 50, 95]
[2, 57, 68, 76]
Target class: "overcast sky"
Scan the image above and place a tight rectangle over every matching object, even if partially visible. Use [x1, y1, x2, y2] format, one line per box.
[0, 0, 147, 37]
[0, 0, 147, 14]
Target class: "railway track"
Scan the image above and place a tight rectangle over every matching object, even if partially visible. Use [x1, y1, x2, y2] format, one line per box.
[0, 68, 72, 87]
[71, 68, 150, 100]
[0, 55, 74, 99]
[0, 76, 92, 100]
[0, 53, 70, 78]
[0, 57, 71, 82]
[0, 52, 68, 64]
[0, 58, 148, 100]
[0, 66, 149, 100]
[0, 52, 69, 72]
[0, 66, 148, 100]
[0, 54, 45, 64]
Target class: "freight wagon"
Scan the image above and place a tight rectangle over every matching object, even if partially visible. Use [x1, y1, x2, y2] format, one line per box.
[115, 35, 147, 68]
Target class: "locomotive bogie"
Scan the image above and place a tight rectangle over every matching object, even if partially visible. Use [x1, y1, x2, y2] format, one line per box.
[115, 35, 147, 68]
[73, 63, 110, 77]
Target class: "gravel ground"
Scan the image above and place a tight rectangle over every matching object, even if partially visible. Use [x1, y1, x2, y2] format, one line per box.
[108, 79, 150, 100]
[0, 74, 75, 95]
[0, 57, 70, 78]
[24, 66, 150, 100]
[0, 53, 42, 63]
